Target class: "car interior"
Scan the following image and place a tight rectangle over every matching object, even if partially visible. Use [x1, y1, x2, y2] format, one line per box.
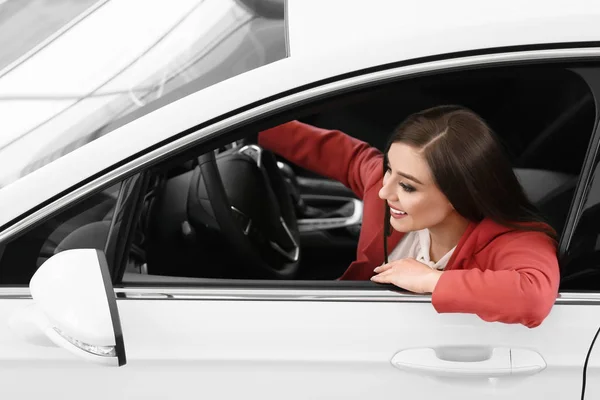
[0, 64, 596, 287]
[129, 64, 596, 283]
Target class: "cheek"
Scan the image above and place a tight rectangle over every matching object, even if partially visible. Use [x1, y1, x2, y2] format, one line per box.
[402, 191, 451, 219]
[398, 192, 426, 213]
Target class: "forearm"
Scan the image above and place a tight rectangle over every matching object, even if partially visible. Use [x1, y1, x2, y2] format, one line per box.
[431, 268, 558, 328]
[259, 121, 382, 197]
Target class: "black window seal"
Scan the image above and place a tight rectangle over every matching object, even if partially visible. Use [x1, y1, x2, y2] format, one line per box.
[559, 68, 600, 257]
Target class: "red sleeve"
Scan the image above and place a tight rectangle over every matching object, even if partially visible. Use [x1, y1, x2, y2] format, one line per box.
[431, 232, 560, 328]
[258, 121, 383, 199]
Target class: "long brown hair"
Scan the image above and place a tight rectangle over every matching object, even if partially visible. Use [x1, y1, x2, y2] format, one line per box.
[382, 105, 555, 261]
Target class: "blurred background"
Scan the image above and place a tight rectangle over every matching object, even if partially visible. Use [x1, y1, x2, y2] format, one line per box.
[0, 0, 98, 70]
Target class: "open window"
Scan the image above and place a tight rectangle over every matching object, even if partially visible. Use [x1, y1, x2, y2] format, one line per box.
[117, 63, 595, 285]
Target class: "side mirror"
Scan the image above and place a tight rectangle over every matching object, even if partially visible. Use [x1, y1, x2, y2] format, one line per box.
[10, 249, 126, 366]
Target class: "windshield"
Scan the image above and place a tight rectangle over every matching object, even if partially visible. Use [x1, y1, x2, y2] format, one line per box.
[0, 0, 287, 189]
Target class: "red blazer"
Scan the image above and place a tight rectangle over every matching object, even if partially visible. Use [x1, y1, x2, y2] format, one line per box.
[259, 121, 560, 328]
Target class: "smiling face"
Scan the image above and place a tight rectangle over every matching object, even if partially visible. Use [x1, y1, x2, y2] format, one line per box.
[378, 142, 457, 233]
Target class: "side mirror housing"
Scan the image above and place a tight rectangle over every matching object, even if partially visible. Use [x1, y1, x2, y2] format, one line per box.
[11, 249, 126, 366]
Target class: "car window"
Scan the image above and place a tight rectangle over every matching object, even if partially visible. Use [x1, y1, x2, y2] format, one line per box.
[117, 63, 596, 285]
[0, 0, 288, 190]
[0, 183, 120, 285]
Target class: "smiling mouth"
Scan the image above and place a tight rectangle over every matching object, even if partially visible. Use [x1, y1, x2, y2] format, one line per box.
[389, 206, 407, 218]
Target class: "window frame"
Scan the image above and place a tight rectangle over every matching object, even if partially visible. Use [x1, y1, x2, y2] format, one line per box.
[1, 46, 600, 298]
[558, 67, 600, 255]
[105, 173, 149, 283]
[117, 61, 600, 292]
[0, 175, 144, 286]
[556, 67, 600, 290]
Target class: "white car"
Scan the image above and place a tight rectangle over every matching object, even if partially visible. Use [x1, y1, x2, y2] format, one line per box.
[1, 0, 600, 398]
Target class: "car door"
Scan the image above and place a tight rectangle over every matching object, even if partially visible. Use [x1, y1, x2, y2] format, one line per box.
[109, 61, 600, 399]
[2, 283, 597, 398]
[99, 287, 594, 399]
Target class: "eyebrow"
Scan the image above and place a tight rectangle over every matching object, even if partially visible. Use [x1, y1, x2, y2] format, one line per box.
[396, 171, 424, 185]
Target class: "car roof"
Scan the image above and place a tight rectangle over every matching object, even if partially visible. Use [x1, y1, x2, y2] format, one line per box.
[0, 0, 599, 230]
[289, 0, 600, 64]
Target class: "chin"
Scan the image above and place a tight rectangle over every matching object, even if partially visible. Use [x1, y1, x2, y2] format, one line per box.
[390, 216, 412, 233]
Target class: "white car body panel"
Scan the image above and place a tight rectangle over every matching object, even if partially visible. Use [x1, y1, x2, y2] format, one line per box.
[1, 291, 599, 399]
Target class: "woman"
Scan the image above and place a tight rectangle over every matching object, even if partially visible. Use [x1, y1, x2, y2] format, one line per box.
[258, 105, 560, 328]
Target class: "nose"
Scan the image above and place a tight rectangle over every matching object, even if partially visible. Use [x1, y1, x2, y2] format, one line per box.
[379, 176, 398, 201]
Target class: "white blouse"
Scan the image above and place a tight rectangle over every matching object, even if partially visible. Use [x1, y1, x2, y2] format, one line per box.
[387, 229, 456, 270]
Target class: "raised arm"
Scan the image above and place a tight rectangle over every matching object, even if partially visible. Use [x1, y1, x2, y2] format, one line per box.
[431, 232, 560, 328]
[258, 121, 383, 199]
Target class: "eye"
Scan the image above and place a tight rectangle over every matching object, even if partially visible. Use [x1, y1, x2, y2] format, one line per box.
[399, 182, 416, 193]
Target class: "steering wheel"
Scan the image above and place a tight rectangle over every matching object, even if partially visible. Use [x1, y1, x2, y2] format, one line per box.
[194, 144, 301, 279]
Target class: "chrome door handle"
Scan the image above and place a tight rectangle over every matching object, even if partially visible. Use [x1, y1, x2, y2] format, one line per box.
[391, 347, 546, 378]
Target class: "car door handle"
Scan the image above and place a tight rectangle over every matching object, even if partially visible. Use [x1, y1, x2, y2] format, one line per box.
[391, 347, 546, 378]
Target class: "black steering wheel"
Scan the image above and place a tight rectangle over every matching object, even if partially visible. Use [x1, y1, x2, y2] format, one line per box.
[194, 144, 301, 279]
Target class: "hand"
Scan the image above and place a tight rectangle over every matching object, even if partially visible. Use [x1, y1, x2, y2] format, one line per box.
[371, 258, 443, 293]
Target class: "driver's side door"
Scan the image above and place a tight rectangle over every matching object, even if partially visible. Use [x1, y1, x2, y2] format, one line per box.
[110, 283, 598, 400]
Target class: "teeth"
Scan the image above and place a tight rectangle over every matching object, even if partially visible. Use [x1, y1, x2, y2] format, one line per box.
[390, 208, 406, 215]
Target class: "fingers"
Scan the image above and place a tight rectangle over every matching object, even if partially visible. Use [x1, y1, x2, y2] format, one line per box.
[373, 265, 388, 274]
[373, 261, 398, 273]
[370, 267, 397, 283]
[370, 273, 391, 283]
[372, 259, 418, 285]
[373, 258, 413, 273]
